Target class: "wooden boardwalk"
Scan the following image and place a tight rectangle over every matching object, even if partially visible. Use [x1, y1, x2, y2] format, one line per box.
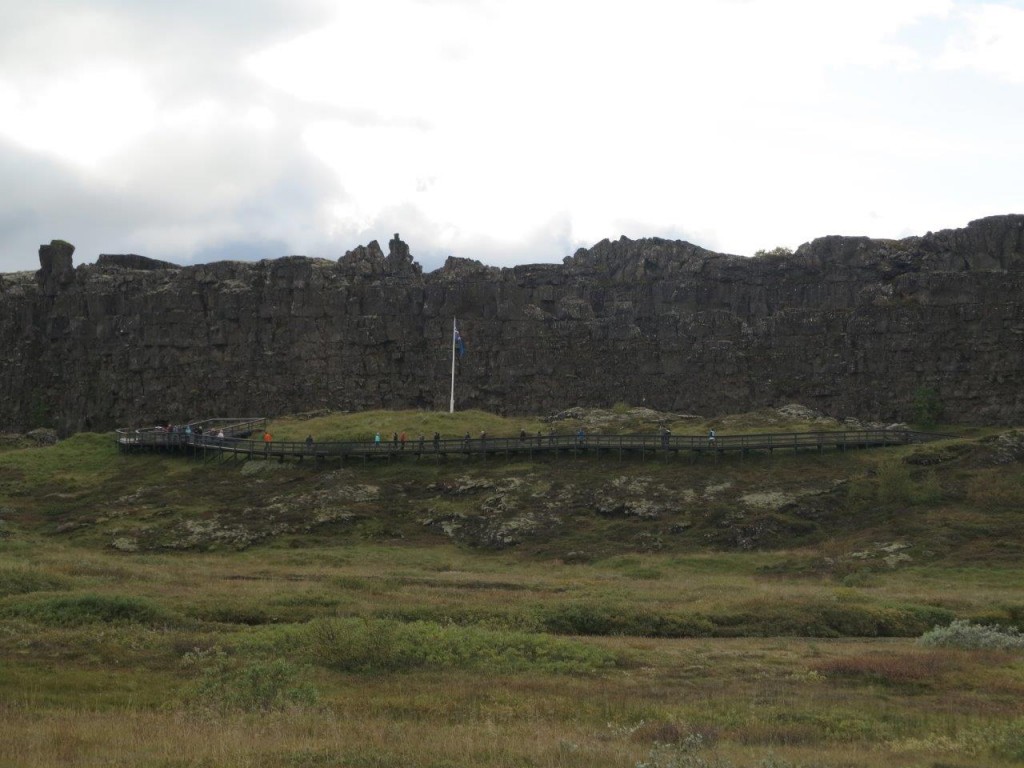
[116, 418, 950, 464]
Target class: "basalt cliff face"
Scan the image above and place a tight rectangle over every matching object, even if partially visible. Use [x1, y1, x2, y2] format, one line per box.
[1, 216, 1022, 434]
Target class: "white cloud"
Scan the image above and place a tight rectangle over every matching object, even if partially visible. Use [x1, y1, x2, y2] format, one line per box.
[0, 0, 1020, 272]
[243, 0, 988, 261]
[937, 3, 1024, 82]
[0, 67, 157, 169]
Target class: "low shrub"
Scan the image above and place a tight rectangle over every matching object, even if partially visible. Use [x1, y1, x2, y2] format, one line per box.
[539, 603, 714, 637]
[812, 650, 958, 686]
[535, 600, 952, 639]
[540, 602, 626, 635]
[375, 604, 541, 632]
[307, 617, 620, 674]
[0, 566, 69, 596]
[190, 603, 274, 626]
[877, 462, 943, 506]
[634, 732, 760, 768]
[990, 719, 1024, 761]
[1, 593, 172, 626]
[918, 619, 1024, 651]
[180, 647, 319, 713]
[816, 603, 953, 637]
[709, 601, 953, 638]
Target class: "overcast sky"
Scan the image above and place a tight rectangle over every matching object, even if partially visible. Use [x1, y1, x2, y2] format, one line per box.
[1, 0, 1021, 273]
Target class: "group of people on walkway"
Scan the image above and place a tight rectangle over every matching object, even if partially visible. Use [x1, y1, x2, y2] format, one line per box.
[373, 430, 429, 451]
[362, 425, 722, 452]
[154, 423, 228, 443]
[155, 423, 720, 454]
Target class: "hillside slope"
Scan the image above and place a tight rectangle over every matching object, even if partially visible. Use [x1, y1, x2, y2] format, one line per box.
[3, 408, 1021, 573]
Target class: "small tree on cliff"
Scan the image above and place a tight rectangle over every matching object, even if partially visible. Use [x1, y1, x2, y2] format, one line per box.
[913, 387, 944, 428]
[753, 246, 793, 258]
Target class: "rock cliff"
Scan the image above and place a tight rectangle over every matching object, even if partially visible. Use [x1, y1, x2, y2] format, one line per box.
[1, 218, 1022, 434]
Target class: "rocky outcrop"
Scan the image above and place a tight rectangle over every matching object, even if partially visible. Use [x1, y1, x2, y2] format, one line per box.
[1, 216, 1023, 434]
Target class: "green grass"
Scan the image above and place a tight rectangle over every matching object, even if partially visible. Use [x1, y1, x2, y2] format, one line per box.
[2, 409, 1024, 766]
[266, 408, 553, 443]
[304, 616, 621, 673]
[2, 537, 1024, 766]
[0, 565, 70, 597]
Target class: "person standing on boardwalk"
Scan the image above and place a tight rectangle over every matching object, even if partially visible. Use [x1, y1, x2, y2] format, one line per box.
[374, 432, 382, 449]
[661, 426, 671, 449]
[399, 431, 407, 450]
[305, 434, 314, 452]
[433, 431, 441, 451]
[708, 429, 716, 446]
[263, 430, 272, 453]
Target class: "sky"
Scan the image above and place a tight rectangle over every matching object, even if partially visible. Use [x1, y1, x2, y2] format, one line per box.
[0, 0, 1022, 274]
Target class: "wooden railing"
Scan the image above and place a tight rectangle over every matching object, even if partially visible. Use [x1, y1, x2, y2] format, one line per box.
[115, 418, 266, 448]
[116, 420, 952, 462]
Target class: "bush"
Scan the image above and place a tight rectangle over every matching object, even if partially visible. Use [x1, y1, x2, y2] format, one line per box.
[876, 462, 942, 506]
[918, 619, 1024, 651]
[181, 647, 319, 713]
[2, 593, 172, 626]
[707, 601, 953, 638]
[753, 246, 794, 259]
[540, 603, 714, 638]
[635, 733, 747, 768]
[817, 603, 953, 637]
[913, 386, 943, 427]
[812, 650, 957, 686]
[540, 602, 625, 635]
[0, 566, 69, 597]
[375, 604, 541, 632]
[308, 617, 620, 674]
[536, 600, 951, 639]
[191, 603, 274, 626]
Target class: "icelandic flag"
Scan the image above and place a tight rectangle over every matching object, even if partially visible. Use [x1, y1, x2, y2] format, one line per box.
[454, 326, 466, 357]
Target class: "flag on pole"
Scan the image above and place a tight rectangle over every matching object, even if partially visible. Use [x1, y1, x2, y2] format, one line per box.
[454, 326, 466, 357]
[450, 318, 463, 413]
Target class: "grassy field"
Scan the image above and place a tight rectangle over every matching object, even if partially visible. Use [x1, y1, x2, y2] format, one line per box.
[1, 408, 1023, 767]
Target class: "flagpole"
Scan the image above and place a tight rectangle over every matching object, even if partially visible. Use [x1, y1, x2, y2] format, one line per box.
[449, 317, 457, 413]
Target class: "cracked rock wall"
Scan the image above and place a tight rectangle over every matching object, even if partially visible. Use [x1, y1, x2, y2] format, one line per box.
[1, 218, 1022, 434]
